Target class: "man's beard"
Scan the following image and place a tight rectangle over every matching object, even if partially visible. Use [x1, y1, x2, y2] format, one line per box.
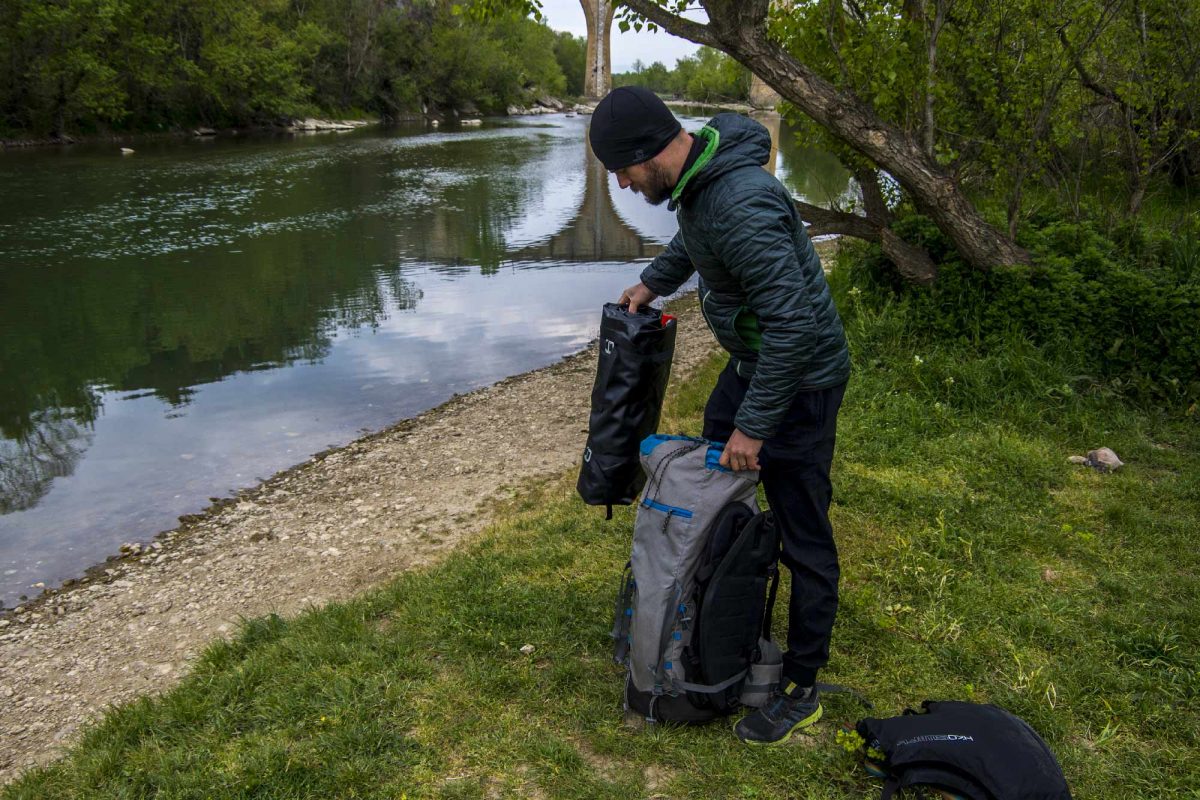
[637, 160, 674, 206]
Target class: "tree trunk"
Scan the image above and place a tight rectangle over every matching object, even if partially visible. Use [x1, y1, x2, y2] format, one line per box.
[621, 0, 1031, 274]
[854, 166, 892, 226]
[919, 0, 947, 160]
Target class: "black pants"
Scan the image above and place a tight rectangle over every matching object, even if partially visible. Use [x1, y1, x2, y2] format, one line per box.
[702, 361, 846, 688]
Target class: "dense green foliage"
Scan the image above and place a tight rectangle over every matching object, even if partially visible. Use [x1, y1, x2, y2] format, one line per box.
[552, 31, 587, 98]
[844, 209, 1200, 405]
[5, 293, 1197, 797]
[758, 0, 1200, 396]
[772, 0, 1199, 227]
[613, 47, 750, 104]
[0, 0, 575, 137]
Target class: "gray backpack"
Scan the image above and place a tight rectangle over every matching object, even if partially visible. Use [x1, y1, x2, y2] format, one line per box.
[612, 435, 783, 724]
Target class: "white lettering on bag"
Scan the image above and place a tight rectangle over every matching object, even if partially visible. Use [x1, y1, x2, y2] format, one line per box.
[895, 734, 976, 747]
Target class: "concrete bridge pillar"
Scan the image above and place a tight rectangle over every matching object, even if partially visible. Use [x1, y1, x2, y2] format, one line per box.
[749, 75, 782, 109]
[753, 111, 782, 175]
[580, 0, 616, 100]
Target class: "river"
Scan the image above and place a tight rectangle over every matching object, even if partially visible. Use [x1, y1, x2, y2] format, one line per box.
[0, 110, 852, 608]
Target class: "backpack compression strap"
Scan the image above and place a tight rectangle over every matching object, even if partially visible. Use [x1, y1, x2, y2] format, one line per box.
[816, 682, 875, 710]
[610, 562, 634, 664]
[673, 668, 749, 695]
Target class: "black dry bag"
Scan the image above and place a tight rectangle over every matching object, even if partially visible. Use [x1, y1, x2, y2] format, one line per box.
[856, 700, 1073, 800]
[577, 303, 677, 515]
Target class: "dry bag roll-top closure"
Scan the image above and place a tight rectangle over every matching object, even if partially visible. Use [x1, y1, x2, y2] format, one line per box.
[577, 303, 677, 518]
[612, 434, 784, 724]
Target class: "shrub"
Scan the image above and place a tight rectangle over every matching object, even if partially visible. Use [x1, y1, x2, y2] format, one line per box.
[838, 212, 1200, 406]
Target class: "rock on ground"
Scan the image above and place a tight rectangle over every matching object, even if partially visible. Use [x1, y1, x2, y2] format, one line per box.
[1068, 447, 1124, 472]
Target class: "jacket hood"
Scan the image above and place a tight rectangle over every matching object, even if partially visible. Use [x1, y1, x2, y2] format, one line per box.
[677, 113, 772, 201]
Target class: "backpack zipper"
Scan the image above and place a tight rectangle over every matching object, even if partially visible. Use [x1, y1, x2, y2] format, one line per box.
[700, 289, 719, 341]
[640, 498, 694, 520]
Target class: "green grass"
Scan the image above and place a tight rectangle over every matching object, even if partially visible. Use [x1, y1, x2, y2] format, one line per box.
[6, 287, 1198, 799]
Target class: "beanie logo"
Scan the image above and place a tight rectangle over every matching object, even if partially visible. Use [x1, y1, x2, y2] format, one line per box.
[634, 148, 645, 161]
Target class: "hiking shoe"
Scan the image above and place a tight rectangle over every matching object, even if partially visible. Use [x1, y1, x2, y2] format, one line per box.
[734, 681, 822, 745]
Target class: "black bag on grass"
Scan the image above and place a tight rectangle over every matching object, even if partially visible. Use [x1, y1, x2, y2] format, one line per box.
[577, 303, 677, 516]
[856, 700, 1073, 800]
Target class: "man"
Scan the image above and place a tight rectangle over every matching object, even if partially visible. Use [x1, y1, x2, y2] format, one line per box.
[589, 86, 851, 745]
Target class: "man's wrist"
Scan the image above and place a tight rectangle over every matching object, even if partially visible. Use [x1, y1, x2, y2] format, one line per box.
[638, 271, 672, 297]
[733, 418, 771, 442]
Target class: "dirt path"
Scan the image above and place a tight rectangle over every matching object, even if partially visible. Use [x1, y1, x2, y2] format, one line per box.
[0, 295, 718, 782]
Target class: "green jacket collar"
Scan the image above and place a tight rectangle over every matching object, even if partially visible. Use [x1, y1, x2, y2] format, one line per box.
[669, 125, 719, 210]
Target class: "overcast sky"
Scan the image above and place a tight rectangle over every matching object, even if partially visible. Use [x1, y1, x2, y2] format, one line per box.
[537, 0, 703, 73]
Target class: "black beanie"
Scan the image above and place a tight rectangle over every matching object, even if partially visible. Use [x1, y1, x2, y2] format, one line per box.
[588, 86, 682, 171]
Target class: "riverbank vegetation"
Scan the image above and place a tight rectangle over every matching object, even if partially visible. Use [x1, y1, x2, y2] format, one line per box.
[4, 281, 1197, 797]
[0, 0, 578, 139]
[613, 47, 751, 104]
[850, 207, 1200, 406]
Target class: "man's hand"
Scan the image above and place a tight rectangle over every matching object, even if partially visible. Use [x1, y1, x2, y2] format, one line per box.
[619, 281, 658, 314]
[719, 428, 763, 472]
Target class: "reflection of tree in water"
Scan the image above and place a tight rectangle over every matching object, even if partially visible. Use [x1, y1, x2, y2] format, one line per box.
[0, 261, 422, 515]
[409, 144, 542, 275]
[0, 409, 93, 514]
[766, 114, 855, 210]
[0, 243, 421, 450]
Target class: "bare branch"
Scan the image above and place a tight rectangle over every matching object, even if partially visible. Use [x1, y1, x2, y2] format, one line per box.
[795, 199, 879, 240]
[826, 0, 851, 84]
[619, 0, 720, 48]
[1057, 1, 1131, 111]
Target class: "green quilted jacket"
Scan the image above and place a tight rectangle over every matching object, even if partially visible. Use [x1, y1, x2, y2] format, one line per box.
[640, 113, 850, 440]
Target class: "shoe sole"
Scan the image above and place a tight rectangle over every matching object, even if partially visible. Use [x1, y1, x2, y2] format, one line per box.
[736, 702, 823, 746]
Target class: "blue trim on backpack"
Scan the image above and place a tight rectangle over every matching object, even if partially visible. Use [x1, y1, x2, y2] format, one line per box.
[640, 433, 704, 457]
[705, 442, 731, 473]
[639, 434, 730, 473]
[640, 498, 694, 519]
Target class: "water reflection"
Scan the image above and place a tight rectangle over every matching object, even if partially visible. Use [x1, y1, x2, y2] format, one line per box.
[0, 111, 849, 605]
[765, 112, 856, 211]
[0, 411, 92, 515]
[401, 128, 667, 267]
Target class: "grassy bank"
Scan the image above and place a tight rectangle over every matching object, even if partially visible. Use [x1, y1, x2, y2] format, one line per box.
[5, 285, 1198, 799]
